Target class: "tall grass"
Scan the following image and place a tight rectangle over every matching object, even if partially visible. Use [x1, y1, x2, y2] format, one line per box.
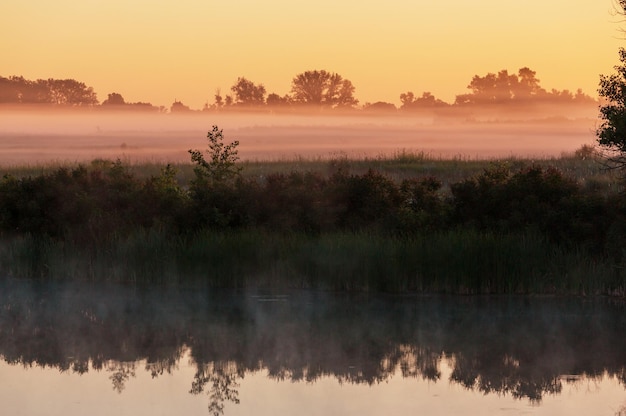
[1, 229, 622, 295]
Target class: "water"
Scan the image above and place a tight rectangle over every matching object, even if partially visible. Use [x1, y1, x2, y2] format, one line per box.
[0, 279, 624, 415]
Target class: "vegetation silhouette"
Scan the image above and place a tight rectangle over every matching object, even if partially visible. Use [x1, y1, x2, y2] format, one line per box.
[455, 67, 593, 106]
[0, 76, 97, 106]
[230, 77, 266, 106]
[0, 66, 595, 112]
[289, 70, 359, 108]
[597, 0, 626, 170]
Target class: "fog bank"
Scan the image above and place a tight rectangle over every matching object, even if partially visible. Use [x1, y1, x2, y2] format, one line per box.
[0, 109, 599, 165]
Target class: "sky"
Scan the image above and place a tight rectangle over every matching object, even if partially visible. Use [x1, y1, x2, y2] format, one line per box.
[1, 0, 624, 109]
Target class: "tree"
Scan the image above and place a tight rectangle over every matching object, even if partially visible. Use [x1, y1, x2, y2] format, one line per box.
[230, 77, 266, 106]
[515, 67, 543, 101]
[455, 68, 545, 105]
[188, 126, 242, 185]
[596, 0, 626, 168]
[214, 89, 224, 108]
[290, 70, 358, 108]
[266, 93, 291, 107]
[597, 47, 626, 168]
[400, 91, 448, 110]
[46, 78, 98, 106]
[362, 101, 397, 113]
[170, 100, 191, 113]
[399, 91, 415, 108]
[102, 93, 126, 106]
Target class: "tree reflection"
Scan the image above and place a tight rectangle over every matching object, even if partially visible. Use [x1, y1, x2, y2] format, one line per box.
[190, 362, 243, 416]
[0, 280, 625, 409]
[107, 361, 136, 393]
[450, 353, 562, 402]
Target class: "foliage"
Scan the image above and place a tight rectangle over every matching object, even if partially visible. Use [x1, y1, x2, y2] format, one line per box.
[290, 70, 358, 108]
[2, 229, 623, 295]
[400, 91, 448, 109]
[170, 100, 191, 113]
[188, 126, 242, 185]
[0, 75, 98, 105]
[449, 164, 609, 249]
[597, 46, 626, 168]
[230, 77, 266, 106]
[102, 92, 125, 105]
[455, 67, 593, 106]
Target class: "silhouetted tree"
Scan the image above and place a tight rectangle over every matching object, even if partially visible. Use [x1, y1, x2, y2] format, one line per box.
[597, 1, 626, 169]
[102, 93, 126, 106]
[0, 76, 50, 103]
[400, 91, 448, 109]
[0, 76, 98, 105]
[362, 101, 397, 112]
[170, 100, 191, 113]
[230, 77, 266, 106]
[266, 93, 291, 107]
[188, 126, 242, 185]
[214, 89, 224, 108]
[455, 68, 546, 105]
[290, 70, 358, 108]
[0, 76, 26, 103]
[399, 92, 416, 108]
[46, 78, 98, 105]
[515, 67, 543, 101]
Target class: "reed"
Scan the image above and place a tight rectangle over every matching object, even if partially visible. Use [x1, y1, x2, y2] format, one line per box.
[1, 229, 623, 295]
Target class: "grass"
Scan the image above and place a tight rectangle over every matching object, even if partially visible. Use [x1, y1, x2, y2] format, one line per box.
[1, 229, 623, 295]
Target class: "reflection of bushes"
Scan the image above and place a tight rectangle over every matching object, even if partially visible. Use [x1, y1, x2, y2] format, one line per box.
[0, 284, 625, 403]
[190, 363, 243, 416]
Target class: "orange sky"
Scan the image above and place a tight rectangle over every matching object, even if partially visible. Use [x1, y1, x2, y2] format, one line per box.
[1, 0, 623, 109]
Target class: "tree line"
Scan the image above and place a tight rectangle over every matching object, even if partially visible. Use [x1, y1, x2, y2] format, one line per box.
[0, 67, 595, 113]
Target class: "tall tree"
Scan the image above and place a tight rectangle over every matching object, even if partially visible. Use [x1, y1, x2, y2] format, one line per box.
[456, 68, 548, 105]
[46, 79, 98, 106]
[290, 70, 358, 108]
[598, 49, 626, 167]
[102, 93, 126, 106]
[400, 91, 448, 109]
[230, 77, 266, 106]
[266, 93, 291, 107]
[170, 100, 191, 113]
[0, 76, 50, 104]
[515, 67, 543, 100]
[596, 0, 626, 168]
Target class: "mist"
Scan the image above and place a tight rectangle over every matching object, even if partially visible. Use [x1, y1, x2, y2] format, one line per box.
[0, 105, 599, 166]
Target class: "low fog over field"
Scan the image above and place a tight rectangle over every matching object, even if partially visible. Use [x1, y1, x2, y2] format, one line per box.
[0, 107, 599, 165]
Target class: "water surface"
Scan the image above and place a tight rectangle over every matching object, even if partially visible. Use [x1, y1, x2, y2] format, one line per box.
[0, 280, 624, 415]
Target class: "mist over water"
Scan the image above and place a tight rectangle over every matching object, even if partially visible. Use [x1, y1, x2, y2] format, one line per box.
[0, 106, 599, 165]
[0, 279, 625, 415]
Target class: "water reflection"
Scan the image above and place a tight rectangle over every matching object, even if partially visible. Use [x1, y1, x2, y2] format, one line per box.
[0, 279, 625, 414]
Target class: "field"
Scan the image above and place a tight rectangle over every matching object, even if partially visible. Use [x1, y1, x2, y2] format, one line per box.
[0, 107, 599, 165]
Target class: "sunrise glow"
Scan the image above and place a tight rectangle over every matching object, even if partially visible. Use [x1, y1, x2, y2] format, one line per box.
[2, 0, 621, 109]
